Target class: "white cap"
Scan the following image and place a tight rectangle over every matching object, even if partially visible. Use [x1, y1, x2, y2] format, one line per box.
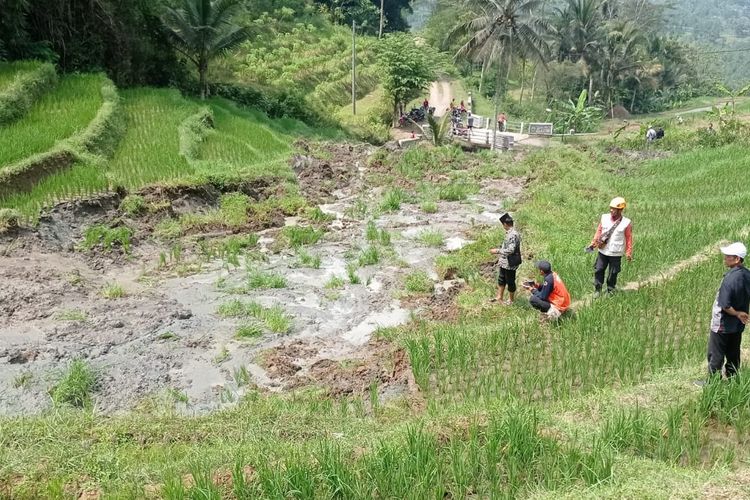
[720, 242, 747, 259]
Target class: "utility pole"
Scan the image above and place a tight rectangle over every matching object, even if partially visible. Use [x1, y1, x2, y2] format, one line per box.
[352, 20, 357, 115]
[379, 0, 384, 39]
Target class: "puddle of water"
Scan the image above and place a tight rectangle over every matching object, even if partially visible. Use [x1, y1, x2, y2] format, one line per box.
[342, 304, 410, 345]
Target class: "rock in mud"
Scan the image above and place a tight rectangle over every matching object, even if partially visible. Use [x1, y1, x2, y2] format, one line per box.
[172, 309, 193, 320]
[434, 279, 466, 296]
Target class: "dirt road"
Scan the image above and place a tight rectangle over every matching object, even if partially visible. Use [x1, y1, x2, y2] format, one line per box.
[429, 80, 453, 116]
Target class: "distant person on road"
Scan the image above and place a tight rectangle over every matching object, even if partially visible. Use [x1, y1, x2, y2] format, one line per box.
[707, 122, 716, 134]
[497, 113, 507, 132]
[646, 126, 657, 142]
[698, 242, 750, 384]
[523, 260, 571, 320]
[490, 213, 521, 305]
[467, 112, 474, 129]
[586, 197, 633, 297]
[423, 98, 429, 111]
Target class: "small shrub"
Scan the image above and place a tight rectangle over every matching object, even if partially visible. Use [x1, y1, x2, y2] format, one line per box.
[358, 246, 380, 266]
[262, 306, 292, 333]
[379, 188, 406, 212]
[119, 195, 146, 216]
[418, 229, 445, 247]
[13, 372, 32, 389]
[51, 359, 97, 408]
[404, 270, 434, 293]
[81, 225, 133, 253]
[233, 366, 251, 387]
[281, 225, 324, 247]
[101, 282, 126, 299]
[247, 270, 287, 289]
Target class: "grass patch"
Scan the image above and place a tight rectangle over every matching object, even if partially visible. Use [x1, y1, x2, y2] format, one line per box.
[404, 270, 434, 293]
[12, 372, 32, 389]
[280, 225, 325, 247]
[358, 246, 380, 266]
[235, 324, 263, 340]
[379, 188, 406, 212]
[306, 206, 334, 223]
[325, 276, 346, 289]
[55, 309, 87, 321]
[50, 359, 97, 408]
[217, 300, 292, 334]
[119, 195, 146, 216]
[101, 282, 126, 299]
[420, 200, 438, 213]
[346, 263, 361, 284]
[418, 229, 445, 247]
[295, 248, 322, 269]
[81, 225, 133, 253]
[247, 269, 287, 289]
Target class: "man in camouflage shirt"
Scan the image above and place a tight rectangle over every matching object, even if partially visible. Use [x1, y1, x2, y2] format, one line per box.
[490, 213, 522, 305]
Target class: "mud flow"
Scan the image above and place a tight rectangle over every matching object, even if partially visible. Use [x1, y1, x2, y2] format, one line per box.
[0, 144, 524, 415]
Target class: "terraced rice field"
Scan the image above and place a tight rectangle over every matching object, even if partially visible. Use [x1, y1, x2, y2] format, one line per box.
[0, 74, 105, 168]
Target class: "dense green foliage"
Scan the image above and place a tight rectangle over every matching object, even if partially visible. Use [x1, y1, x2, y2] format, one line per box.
[378, 34, 436, 121]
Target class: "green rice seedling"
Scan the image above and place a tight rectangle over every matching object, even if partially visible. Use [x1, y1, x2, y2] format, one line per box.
[345, 198, 369, 219]
[346, 263, 361, 284]
[358, 246, 380, 266]
[158, 331, 178, 341]
[167, 387, 189, 404]
[0, 208, 20, 231]
[155, 219, 182, 239]
[438, 182, 475, 202]
[119, 195, 146, 216]
[12, 372, 32, 389]
[217, 300, 291, 333]
[295, 248, 321, 269]
[404, 270, 434, 293]
[420, 200, 438, 213]
[81, 225, 133, 253]
[261, 305, 292, 334]
[365, 220, 379, 241]
[307, 206, 334, 223]
[0, 74, 105, 168]
[55, 309, 87, 321]
[235, 323, 263, 340]
[281, 225, 324, 247]
[50, 359, 98, 408]
[233, 366, 251, 387]
[247, 269, 287, 289]
[101, 282, 126, 299]
[379, 188, 406, 212]
[186, 463, 221, 499]
[325, 275, 346, 289]
[418, 229, 445, 247]
[379, 228, 392, 246]
[213, 346, 231, 365]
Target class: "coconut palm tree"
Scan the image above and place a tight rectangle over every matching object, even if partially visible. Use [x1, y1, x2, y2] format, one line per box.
[162, 0, 251, 99]
[597, 21, 645, 117]
[449, 0, 551, 146]
[559, 0, 603, 103]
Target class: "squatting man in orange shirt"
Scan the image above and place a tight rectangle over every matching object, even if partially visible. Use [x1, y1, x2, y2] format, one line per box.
[586, 196, 633, 298]
[523, 260, 571, 320]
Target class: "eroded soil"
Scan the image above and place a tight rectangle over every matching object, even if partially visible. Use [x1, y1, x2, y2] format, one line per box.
[0, 143, 525, 415]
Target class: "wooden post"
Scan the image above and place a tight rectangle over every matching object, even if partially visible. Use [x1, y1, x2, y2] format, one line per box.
[352, 20, 356, 115]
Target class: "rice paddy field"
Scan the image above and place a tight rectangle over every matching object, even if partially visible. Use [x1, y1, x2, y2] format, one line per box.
[0, 74, 105, 168]
[0, 60, 43, 91]
[1, 62, 750, 498]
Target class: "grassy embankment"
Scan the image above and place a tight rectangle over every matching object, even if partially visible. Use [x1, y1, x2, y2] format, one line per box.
[2, 129, 750, 497]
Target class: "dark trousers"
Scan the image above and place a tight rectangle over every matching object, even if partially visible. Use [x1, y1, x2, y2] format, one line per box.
[707, 330, 743, 377]
[497, 267, 517, 293]
[594, 253, 622, 291]
[529, 294, 551, 313]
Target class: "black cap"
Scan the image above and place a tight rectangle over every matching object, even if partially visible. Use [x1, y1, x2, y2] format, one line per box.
[536, 260, 552, 273]
[499, 212, 513, 224]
